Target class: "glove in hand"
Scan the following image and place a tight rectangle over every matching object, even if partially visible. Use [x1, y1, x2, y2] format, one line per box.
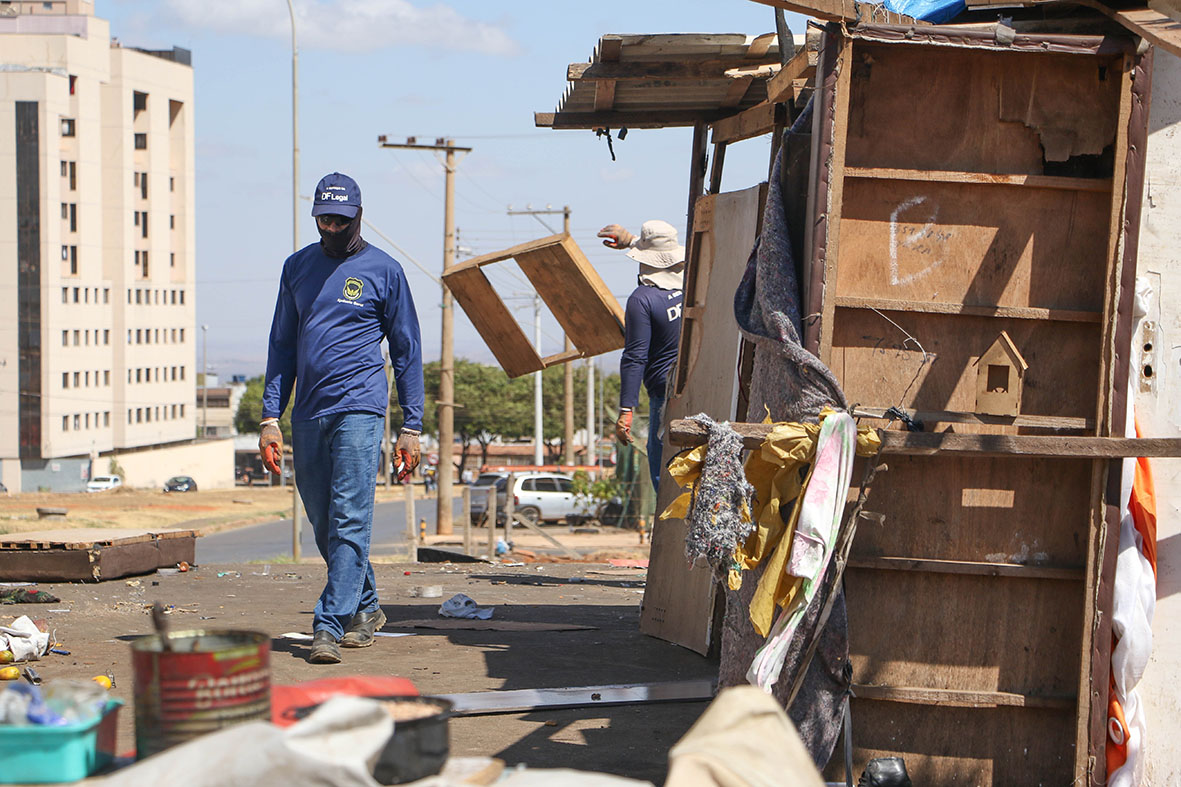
[597, 224, 635, 249]
[259, 422, 283, 476]
[395, 431, 421, 481]
[615, 410, 633, 444]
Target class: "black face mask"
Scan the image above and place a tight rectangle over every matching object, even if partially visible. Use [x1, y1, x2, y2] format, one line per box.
[318, 208, 367, 259]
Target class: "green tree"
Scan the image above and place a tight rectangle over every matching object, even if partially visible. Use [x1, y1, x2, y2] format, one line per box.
[234, 375, 292, 442]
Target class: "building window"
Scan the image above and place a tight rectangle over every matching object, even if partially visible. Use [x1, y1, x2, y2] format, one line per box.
[136, 408, 143, 423]
[61, 287, 68, 303]
[135, 290, 142, 305]
[68, 74, 76, 95]
[61, 203, 68, 220]
[73, 414, 80, 430]
[83, 331, 89, 346]
[133, 90, 147, 115]
[61, 245, 69, 261]
[134, 133, 147, 150]
[179, 292, 185, 305]
[141, 213, 148, 238]
[62, 372, 68, 388]
[73, 330, 79, 346]
[141, 174, 148, 199]
[142, 251, 149, 276]
[180, 404, 186, 418]
[60, 161, 67, 177]
[170, 176, 175, 192]
[135, 329, 142, 344]
[179, 328, 185, 342]
[73, 287, 79, 303]
[69, 203, 76, 232]
[103, 412, 109, 427]
[103, 288, 109, 304]
[73, 372, 79, 387]
[84, 413, 89, 428]
[61, 118, 76, 137]
[61, 330, 67, 346]
[68, 161, 76, 190]
[84, 371, 89, 385]
[103, 329, 109, 344]
[128, 410, 132, 424]
[63, 416, 69, 431]
[69, 246, 77, 274]
[180, 366, 185, 381]
[145, 408, 151, 423]
[170, 253, 176, 268]
[136, 368, 142, 383]
[103, 370, 109, 386]
[170, 214, 175, 229]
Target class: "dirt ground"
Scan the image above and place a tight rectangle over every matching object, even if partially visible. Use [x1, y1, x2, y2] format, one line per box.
[0, 485, 426, 536]
[1, 559, 714, 783]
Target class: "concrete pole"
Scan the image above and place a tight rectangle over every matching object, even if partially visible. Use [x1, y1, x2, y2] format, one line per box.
[486, 486, 497, 559]
[437, 143, 456, 535]
[461, 486, 472, 556]
[286, 0, 303, 563]
[404, 479, 416, 558]
[504, 472, 515, 550]
[563, 206, 575, 467]
[533, 297, 543, 467]
[200, 324, 208, 439]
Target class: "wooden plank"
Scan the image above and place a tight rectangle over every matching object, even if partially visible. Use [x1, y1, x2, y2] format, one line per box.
[641, 186, 765, 655]
[593, 80, 616, 112]
[748, 0, 918, 24]
[829, 702, 1075, 784]
[851, 683, 1076, 710]
[443, 267, 542, 378]
[848, 556, 1085, 581]
[540, 348, 584, 367]
[720, 76, 753, 109]
[844, 166, 1113, 193]
[1077, 1, 1181, 59]
[767, 46, 818, 103]
[567, 59, 778, 81]
[447, 233, 567, 274]
[817, 34, 853, 362]
[0, 528, 198, 550]
[515, 237, 625, 358]
[535, 110, 732, 130]
[851, 406, 1094, 431]
[597, 35, 622, 62]
[667, 419, 1181, 458]
[835, 179, 1112, 313]
[844, 44, 1123, 174]
[834, 296, 1102, 324]
[881, 432, 1181, 458]
[709, 101, 786, 145]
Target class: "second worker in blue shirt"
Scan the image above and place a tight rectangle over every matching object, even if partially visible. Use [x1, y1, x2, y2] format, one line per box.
[597, 220, 685, 494]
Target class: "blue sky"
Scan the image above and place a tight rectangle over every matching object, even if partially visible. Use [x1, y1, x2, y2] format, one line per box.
[99, 0, 807, 378]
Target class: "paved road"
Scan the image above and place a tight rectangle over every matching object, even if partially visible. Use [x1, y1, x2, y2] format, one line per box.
[197, 495, 463, 564]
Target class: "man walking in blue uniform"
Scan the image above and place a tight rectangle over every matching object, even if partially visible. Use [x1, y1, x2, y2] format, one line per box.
[597, 220, 684, 494]
[260, 173, 424, 664]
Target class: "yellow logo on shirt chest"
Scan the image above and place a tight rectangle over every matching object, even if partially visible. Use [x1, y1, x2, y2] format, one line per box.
[343, 277, 364, 300]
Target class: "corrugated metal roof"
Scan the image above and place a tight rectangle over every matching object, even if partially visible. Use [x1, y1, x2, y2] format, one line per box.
[536, 32, 794, 130]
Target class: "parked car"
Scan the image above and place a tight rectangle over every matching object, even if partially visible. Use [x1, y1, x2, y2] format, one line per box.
[470, 472, 581, 526]
[163, 476, 198, 493]
[86, 475, 122, 493]
[468, 473, 509, 525]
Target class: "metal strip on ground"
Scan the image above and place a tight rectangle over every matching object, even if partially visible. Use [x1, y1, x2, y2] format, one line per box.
[437, 680, 715, 716]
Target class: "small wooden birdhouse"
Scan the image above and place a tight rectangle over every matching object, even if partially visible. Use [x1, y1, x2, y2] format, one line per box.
[974, 331, 1028, 416]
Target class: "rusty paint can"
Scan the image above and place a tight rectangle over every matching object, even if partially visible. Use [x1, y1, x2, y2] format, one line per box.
[131, 629, 270, 759]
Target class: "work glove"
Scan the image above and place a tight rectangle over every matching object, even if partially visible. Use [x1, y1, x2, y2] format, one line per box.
[395, 430, 421, 481]
[597, 224, 635, 249]
[259, 420, 283, 476]
[615, 409, 633, 444]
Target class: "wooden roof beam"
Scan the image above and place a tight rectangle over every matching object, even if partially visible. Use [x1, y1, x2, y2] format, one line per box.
[567, 59, 779, 81]
[536, 109, 734, 130]
[747, 0, 919, 25]
[1077, 0, 1181, 58]
[710, 101, 787, 145]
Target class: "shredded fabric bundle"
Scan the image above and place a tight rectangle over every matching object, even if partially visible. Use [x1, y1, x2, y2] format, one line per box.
[663, 414, 754, 575]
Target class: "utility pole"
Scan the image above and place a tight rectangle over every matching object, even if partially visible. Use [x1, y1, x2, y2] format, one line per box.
[379, 136, 472, 535]
[286, 0, 304, 562]
[200, 324, 208, 439]
[586, 359, 594, 470]
[533, 296, 543, 466]
[507, 205, 575, 466]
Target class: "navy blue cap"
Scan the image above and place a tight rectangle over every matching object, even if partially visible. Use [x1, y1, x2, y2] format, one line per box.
[311, 172, 361, 218]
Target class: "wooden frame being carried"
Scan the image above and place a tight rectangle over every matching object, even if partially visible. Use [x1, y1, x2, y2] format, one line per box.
[442, 234, 625, 378]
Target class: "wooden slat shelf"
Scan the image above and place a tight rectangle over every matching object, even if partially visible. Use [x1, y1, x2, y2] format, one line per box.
[851, 684, 1077, 711]
[834, 296, 1103, 324]
[667, 419, 1181, 458]
[844, 166, 1114, 193]
[848, 556, 1085, 581]
[852, 407, 1094, 431]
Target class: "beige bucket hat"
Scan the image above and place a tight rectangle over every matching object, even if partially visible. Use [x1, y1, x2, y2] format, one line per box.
[625, 220, 686, 269]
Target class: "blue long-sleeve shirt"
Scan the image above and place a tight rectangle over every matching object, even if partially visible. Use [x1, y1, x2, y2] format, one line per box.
[262, 242, 424, 430]
[619, 284, 683, 409]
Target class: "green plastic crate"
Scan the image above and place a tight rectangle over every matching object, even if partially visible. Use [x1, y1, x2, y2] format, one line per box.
[0, 699, 122, 783]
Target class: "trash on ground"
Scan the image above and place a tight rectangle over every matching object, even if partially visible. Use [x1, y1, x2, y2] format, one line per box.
[410, 585, 442, 598]
[0, 616, 50, 663]
[0, 588, 60, 605]
[438, 593, 494, 620]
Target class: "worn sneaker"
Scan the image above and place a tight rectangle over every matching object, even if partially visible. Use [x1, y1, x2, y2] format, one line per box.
[341, 608, 387, 648]
[309, 630, 342, 664]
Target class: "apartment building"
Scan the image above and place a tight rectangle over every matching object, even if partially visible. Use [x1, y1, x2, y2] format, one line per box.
[0, 0, 197, 491]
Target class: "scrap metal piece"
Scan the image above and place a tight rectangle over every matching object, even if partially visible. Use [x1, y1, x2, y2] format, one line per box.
[437, 679, 715, 716]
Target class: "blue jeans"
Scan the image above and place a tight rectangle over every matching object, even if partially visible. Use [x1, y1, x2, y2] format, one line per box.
[292, 413, 383, 639]
[647, 395, 665, 495]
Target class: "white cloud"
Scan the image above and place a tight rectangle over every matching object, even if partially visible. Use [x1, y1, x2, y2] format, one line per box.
[162, 0, 519, 56]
